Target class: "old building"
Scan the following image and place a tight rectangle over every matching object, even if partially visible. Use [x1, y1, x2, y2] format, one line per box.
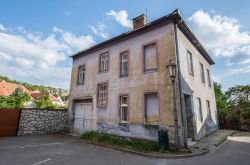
[68, 9, 218, 146]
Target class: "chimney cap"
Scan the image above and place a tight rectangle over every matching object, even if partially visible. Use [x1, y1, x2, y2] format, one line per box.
[133, 14, 146, 21]
[132, 14, 147, 30]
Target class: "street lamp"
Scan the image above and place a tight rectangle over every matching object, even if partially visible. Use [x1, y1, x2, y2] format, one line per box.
[167, 59, 180, 151]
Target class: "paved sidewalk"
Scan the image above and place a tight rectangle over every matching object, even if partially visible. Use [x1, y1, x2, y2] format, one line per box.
[191, 129, 235, 154]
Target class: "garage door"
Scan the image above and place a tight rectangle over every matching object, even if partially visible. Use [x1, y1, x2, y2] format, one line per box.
[74, 102, 93, 133]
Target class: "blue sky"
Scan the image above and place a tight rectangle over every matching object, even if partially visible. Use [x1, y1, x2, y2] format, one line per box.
[0, 0, 250, 89]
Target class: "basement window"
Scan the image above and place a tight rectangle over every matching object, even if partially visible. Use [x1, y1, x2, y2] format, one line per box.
[120, 51, 129, 77]
[144, 43, 157, 72]
[144, 93, 159, 124]
[99, 52, 109, 72]
[97, 83, 108, 108]
[120, 96, 128, 122]
[77, 65, 85, 84]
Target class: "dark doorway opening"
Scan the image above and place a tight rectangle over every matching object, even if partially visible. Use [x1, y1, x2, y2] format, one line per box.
[184, 94, 195, 140]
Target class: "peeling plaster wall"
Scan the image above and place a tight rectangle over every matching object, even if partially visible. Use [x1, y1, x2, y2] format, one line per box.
[69, 23, 184, 143]
[177, 28, 218, 140]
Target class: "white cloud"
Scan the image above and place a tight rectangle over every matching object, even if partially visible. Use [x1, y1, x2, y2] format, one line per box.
[0, 24, 95, 89]
[188, 9, 250, 65]
[106, 10, 132, 29]
[89, 23, 109, 39]
[228, 65, 250, 75]
[0, 23, 7, 32]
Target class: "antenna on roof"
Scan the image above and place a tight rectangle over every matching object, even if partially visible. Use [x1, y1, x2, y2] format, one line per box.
[145, 8, 148, 23]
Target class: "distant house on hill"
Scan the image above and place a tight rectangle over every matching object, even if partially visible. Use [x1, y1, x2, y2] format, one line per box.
[0, 80, 65, 108]
[0, 80, 30, 96]
[29, 91, 65, 107]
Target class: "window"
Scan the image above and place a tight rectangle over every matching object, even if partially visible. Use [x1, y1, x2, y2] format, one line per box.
[197, 98, 203, 122]
[97, 83, 108, 107]
[200, 62, 205, 83]
[207, 69, 211, 87]
[145, 93, 159, 124]
[206, 100, 212, 122]
[120, 96, 128, 122]
[77, 65, 85, 84]
[99, 52, 109, 72]
[144, 43, 157, 72]
[187, 51, 194, 75]
[120, 51, 128, 77]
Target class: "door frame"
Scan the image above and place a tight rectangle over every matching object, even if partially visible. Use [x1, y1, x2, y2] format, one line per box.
[183, 93, 196, 140]
[73, 98, 93, 133]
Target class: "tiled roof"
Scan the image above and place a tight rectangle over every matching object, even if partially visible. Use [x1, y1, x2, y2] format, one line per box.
[0, 80, 30, 96]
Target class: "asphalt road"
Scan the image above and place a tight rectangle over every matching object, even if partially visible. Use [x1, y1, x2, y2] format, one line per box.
[0, 132, 249, 165]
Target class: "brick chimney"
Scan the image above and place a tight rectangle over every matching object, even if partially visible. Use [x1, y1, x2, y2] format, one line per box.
[133, 14, 147, 30]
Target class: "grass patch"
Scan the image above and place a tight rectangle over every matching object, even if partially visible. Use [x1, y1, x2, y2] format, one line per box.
[81, 131, 191, 154]
[81, 131, 159, 152]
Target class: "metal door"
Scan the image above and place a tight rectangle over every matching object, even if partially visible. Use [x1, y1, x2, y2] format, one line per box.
[0, 109, 20, 137]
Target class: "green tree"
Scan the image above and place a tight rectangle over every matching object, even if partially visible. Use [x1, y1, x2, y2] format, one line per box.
[0, 88, 30, 108]
[213, 82, 229, 119]
[35, 95, 58, 109]
[226, 85, 250, 123]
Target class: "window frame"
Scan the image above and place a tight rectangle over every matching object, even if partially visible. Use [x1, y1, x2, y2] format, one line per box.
[144, 91, 160, 125]
[97, 82, 108, 108]
[119, 51, 129, 78]
[206, 100, 212, 122]
[119, 95, 129, 123]
[77, 65, 85, 85]
[187, 50, 194, 76]
[143, 42, 158, 73]
[207, 69, 211, 87]
[200, 62, 206, 84]
[99, 52, 109, 73]
[197, 97, 203, 122]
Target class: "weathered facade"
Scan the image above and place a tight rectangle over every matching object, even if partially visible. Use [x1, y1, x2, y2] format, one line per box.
[68, 10, 218, 146]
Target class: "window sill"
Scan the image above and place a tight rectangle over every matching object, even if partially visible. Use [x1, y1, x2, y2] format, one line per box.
[143, 122, 159, 126]
[144, 69, 158, 74]
[120, 75, 128, 78]
[119, 121, 129, 124]
[98, 70, 109, 74]
[189, 73, 194, 77]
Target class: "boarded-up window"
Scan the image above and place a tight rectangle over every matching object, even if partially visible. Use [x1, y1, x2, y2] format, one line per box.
[120, 51, 128, 77]
[120, 96, 128, 122]
[144, 43, 157, 72]
[99, 52, 109, 72]
[196, 97, 203, 122]
[187, 51, 194, 75]
[200, 62, 205, 84]
[97, 83, 107, 107]
[77, 65, 85, 84]
[145, 93, 159, 124]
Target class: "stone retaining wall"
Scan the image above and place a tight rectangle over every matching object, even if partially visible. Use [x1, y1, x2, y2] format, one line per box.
[18, 109, 67, 136]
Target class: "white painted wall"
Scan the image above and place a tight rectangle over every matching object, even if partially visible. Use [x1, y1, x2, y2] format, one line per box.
[177, 28, 218, 139]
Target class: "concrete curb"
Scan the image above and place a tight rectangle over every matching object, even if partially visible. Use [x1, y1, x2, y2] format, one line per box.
[81, 140, 209, 159]
[214, 131, 235, 147]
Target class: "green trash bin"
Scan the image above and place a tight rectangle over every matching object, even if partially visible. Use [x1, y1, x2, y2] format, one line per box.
[158, 129, 169, 150]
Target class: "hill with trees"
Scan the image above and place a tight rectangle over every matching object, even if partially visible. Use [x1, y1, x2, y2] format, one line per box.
[0, 75, 68, 99]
